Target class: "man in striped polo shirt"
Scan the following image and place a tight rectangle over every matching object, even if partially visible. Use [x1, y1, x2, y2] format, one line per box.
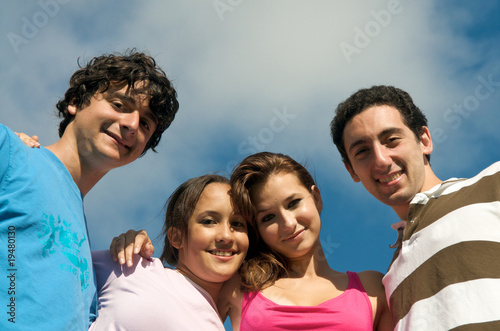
[330, 85, 500, 330]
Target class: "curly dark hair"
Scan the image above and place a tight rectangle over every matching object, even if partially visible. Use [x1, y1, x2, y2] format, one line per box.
[330, 85, 429, 166]
[56, 49, 179, 155]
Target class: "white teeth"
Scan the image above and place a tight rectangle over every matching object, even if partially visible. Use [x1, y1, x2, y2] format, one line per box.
[379, 172, 402, 183]
[210, 251, 233, 257]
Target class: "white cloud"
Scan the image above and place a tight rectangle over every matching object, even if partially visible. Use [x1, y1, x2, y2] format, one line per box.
[1, 0, 499, 271]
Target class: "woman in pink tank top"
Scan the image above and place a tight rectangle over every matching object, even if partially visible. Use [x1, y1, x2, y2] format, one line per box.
[218, 152, 393, 330]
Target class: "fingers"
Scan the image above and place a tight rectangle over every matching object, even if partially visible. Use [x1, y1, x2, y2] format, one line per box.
[15, 132, 41, 148]
[127, 229, 155, 261]
[109, 232, 128, 264]
[109, 229, 155, 267]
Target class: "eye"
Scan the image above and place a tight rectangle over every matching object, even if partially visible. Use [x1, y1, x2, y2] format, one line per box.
[354, 147, 369, 157]
[260, 214, 275, 224]
[288, 199, 301, 209]
[231, 219, 247, 230]
[200, 218, 216, 226]
[386, 136, 400, 147]
[112, 101, 124, 109]
[140, 119, 150, 131]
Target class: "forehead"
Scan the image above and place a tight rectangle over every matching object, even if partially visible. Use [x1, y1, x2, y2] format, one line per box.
[343, 105, 408, 142]
[252, 173, 304, 202]
[193, 183, 231, 210]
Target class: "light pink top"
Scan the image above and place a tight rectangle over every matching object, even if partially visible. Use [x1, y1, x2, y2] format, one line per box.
[240, 271, 373, 331]
[89, 250, 225, 331]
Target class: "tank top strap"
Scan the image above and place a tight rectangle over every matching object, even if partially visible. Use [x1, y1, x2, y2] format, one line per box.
[346, 271, 366, 291]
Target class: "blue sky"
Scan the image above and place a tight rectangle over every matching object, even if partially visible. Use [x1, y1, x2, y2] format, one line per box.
[1, 1, 499, 329]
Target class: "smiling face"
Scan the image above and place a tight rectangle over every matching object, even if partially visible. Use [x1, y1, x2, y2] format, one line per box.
[67, 82, 157, 171]
[342, 105, 434, 212]
[174, 183, 249, 284]
[252, 172, 322, 260]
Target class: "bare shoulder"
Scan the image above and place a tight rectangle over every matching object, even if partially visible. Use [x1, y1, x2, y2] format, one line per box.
[356, 270, 385, 296]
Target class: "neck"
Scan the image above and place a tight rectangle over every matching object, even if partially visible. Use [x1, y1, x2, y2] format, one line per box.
[175, 263, 224, 304]
[46, 139, 107, 197]
[286, 241, 332, 278]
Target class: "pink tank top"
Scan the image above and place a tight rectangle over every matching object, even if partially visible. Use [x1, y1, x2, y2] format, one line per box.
[240, 271, 373, 331]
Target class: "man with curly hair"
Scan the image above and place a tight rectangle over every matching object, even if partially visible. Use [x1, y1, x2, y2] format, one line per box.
[0, 50, 179, 330]
[330, 85, 500, 330]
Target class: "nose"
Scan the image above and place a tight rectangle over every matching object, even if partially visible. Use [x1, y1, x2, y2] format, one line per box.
[121, 111, 140, 134]
[279, 210, 296, 234]
[216, 222, 235, 243]
[372, 143, 392, 171]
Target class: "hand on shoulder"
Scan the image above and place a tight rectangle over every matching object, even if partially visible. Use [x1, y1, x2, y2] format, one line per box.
[15, 132, 41, 148]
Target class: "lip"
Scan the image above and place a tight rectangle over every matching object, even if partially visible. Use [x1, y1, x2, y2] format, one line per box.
[283, 228, 305, 241]
[377, 171, 403, 185]
[105, 130, 130, 150]
[208, 249, 237, 258]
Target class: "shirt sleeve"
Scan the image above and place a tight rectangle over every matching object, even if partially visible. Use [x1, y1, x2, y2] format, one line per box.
[91, 250, 120, 294]
[0, 124, 12, 184]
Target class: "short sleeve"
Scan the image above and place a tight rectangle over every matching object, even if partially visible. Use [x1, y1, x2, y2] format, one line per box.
[0, 124, 12, 184]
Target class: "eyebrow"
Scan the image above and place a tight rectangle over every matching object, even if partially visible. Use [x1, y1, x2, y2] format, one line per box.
[109, 90, 158, 125]
[198, 210, 222, 218]
[256, 193, 297, 214]
[347, 127, 405, 155]
[109, 90, 138, 106]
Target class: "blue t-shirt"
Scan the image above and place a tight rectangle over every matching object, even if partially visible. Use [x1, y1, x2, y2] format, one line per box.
[0, 124, 96, 330]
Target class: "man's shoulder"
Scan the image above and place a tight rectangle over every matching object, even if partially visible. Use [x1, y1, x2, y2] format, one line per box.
[0, 123, 14, 141]
[0, 124, 35, 152]
[460, 161, 500, 189]
[477, 161, 500, 176]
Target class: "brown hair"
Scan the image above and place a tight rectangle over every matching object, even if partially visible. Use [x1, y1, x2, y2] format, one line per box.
[160, 174, 229, 266]
[230, 152, 316, 291]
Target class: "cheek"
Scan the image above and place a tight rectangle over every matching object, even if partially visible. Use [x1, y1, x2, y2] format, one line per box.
[258, 225, 278, 247]
[136, 135, 149, 150]
[236, 233, 250, 254]
[185, 229, 211, 250]
[355, 163, 371, 178]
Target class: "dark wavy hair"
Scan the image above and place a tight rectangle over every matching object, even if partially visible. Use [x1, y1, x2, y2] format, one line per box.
[56, 49, 179, 155]
[330, 85, 429, 166]
[159, 174, 230, 266]
[230, 152, 317, 292]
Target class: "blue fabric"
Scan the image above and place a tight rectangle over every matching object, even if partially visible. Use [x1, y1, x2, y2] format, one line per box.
[0, 124, 96, 330]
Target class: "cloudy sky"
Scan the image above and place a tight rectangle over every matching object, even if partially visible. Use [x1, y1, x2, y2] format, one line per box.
[1, 1, 499, 327]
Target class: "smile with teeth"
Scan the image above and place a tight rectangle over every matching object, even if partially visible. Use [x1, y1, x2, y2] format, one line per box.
[378, 171, 402, 183]
[209, 250, 235, 257]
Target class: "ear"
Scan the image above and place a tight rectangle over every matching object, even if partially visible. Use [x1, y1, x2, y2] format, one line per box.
[419, 126, 433, 157]
[68, 103, 78, 116]
[311, 185, 323, 213]
[167, 227, 183, 249]
[344, 162, 361, 183]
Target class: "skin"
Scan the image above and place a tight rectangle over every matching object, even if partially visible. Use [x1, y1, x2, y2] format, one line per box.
[253, 173, 323, 264]
[219, 172, 394, 331]
[168, 182, 249, 303]
[15, 132, 40, 148]
[47, 82, 157, 196]
[342, 105, 442, 219]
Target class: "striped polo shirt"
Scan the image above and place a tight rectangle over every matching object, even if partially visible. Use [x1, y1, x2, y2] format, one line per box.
[383, 161, 500, 330]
